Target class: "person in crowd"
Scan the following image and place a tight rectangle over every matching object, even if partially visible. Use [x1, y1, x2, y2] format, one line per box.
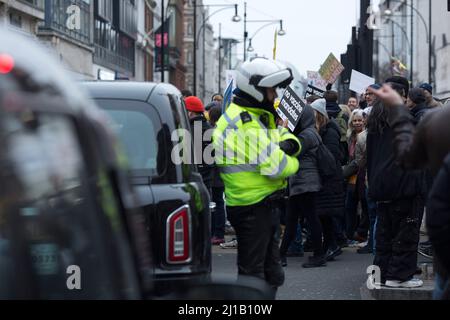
[363, 84, 381, 116]
[324, 90, 349, 164]
[407, 88, 429, 124]
[209, 106, 226, 245]
[368, 84, 450, 299]
[343, 110, 369, 244]
[310, 99, 345, 261]
[185, 96, 214, 192]
[182, 89, 193, 98]
[306, 95, 321, 105]
[212, 93, 224, 104]
[366, 76, 425, 288]
[213, 58, 301, 296]
[348, 97, 359, 112]
[419, 83, 443, 109]
[280, 104, 325, 268]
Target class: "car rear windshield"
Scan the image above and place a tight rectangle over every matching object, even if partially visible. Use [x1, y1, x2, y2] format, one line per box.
[97, 100, 164, 176]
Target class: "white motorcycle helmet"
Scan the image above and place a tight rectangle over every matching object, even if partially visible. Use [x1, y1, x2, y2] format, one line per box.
[235, 58, 293, 103]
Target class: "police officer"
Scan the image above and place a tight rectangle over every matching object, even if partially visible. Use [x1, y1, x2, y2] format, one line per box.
[213, 58, 301, 296]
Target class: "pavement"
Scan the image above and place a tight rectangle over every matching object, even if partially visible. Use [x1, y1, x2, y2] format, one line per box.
[212, 243, 374, 300]
[212, 238, 435, 300]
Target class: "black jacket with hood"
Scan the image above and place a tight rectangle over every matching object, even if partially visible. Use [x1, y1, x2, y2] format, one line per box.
[289, 104, 322, 196]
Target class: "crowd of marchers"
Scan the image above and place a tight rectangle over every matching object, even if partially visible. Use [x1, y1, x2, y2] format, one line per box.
[183, 59, 450, 299]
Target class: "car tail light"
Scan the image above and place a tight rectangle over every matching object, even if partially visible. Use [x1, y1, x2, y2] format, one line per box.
[166, 205, 192, 264]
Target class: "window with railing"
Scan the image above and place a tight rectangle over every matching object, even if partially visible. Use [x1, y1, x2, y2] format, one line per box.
[40, 0, 92, 45]
[94, 18, 135, 75]
[19, 0, 45, 10]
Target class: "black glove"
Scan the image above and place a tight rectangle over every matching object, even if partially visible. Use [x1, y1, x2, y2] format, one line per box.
[280, 139, 300, 156]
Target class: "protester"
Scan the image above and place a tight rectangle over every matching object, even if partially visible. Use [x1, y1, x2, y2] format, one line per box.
[419, 83, 443, 109]
[310, 99, 345, 261]
[185, 96, 214, 191]
[407, 88, 429, 124]
[363, 84, 381, 116]
[343, 110, 368, 244]
[348, 97, 359, 112]
[280, 104, 325, 268]
[212, 93, 224, 104]
[366, 76, 425, 288]
[182, 89, 193, 98]
[306, 95, 321, 105]
[213, 58, 301, 296]
[209, 106, 226, 245]
[368, 84, 450, 299]
[324, 90, 349, 164]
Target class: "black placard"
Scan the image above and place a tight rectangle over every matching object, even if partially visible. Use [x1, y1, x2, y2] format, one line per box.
[276, 86, 306, 132]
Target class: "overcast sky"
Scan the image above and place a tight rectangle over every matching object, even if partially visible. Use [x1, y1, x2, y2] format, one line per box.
[203, 0, 364, 76]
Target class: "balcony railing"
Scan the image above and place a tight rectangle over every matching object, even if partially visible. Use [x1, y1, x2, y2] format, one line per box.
[94, 18, 135, 76]
[40, 0, 92, 45]
[18, 0, 45, 10]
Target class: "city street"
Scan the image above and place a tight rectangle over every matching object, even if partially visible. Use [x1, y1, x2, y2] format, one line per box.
[212, 245, 373, 300]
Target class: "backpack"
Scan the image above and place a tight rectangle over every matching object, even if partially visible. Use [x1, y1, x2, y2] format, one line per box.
[316, 142, 338, 182]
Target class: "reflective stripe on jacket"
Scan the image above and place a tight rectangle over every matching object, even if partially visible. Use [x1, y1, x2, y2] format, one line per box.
[213, 102, 301, 207]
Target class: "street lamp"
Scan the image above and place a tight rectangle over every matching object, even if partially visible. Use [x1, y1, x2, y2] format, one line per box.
[381, 0, 432, 84]
[242, 2, 285, 61]
[246, 20, 286, 53]
[193, 3, 240, 96]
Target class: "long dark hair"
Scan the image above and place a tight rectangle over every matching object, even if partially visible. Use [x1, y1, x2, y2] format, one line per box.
[367, 101, 389, 134]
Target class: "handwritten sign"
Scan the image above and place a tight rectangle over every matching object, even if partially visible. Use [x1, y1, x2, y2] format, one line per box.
[319, 53, 345, 84]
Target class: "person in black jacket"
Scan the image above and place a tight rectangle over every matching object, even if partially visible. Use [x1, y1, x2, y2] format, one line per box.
[311, 99, 345, 261]
[366, 76, 425, 288]
[185, 96, 214, 192]
[280, 104, 325, 268]
[367, 83, 450, 299]
[407, 88, 429, 125]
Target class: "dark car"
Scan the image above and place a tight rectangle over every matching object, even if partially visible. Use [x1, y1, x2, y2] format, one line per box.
[0, 32, 156, 300]
[83, 81, 212, 295]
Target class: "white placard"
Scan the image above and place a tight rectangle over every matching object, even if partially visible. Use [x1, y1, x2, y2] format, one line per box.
[349, 70, 375, 94]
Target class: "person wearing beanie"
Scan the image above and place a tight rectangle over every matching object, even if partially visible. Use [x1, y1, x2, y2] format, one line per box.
[311, 98, 346, 261]
[365, 77, 425, 288]
[184, 96, 214, 192]
[419, 83, 443, 109]
[407, 88, 429, 124]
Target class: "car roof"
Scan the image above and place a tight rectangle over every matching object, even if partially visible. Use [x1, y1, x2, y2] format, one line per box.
[83, 81, 182, 104]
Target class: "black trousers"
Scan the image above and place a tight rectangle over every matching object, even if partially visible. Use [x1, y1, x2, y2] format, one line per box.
[227, 198, 285, 288]
[280, 193, 323, 257]
[374, 197, 424, 282]
[320, 215, 338, 252]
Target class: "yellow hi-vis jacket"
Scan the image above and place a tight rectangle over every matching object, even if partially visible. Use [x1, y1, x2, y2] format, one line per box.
[213, 102, 301, 207]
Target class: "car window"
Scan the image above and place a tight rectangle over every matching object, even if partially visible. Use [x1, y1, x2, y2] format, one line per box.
[96, 99, 166, 177]
[0, 111, 138, 299]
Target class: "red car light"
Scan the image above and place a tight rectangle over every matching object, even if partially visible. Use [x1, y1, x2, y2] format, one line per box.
[0, 54, 14, 74]
[166, 205, 192, 264]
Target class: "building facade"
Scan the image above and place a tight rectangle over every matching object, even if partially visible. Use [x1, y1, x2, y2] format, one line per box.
[375, 0, 450, 99]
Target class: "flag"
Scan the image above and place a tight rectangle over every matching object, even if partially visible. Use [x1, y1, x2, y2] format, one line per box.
[273, 28, 278, 60]
[222, 80, 234, 113]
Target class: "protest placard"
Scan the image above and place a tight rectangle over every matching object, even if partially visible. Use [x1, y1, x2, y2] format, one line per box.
[307, 71, 328, 91]
[349, 70, 375, 94]
[319, 53, 345, 84]
[277, 86, 306, 132]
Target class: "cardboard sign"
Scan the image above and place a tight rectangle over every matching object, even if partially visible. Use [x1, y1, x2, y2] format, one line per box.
[277, 86, 306, 132]
[307, 71, 327, 91]
[349, 70, 375, 94]
[319, 53, 345, 84]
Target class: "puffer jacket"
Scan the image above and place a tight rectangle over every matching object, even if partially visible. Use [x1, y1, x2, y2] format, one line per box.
[289, 104, 322, 196]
